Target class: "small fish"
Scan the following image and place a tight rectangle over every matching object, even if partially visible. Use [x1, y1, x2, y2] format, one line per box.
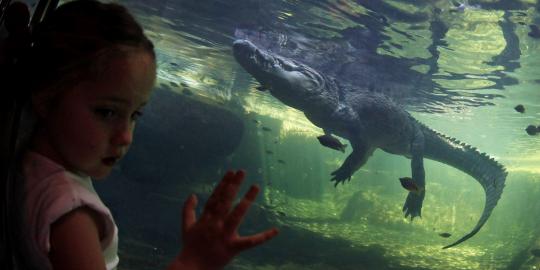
[182, 89, 193, 96]
[265, 150, 273, 155]
[531, 248, 540, 257]
[170, 62, 178, 66]
[169, 81, 179, 87]
[159, 83, 171, 91]
[252, 119, 261, 124]
[449, 3, 466, 13]
[518, 22, 526, 26]
[256, 85, 270, 91]
[390, 42, 403, 49]
[399, 177, 424, 194]
[514, 104, 525, 113]
[317, 134, 347, 153]
[526, 125, 538, 136]
[529, 24, 540, 38]
[181, 82, 189, 88]
[537, 125, 540, 132]
[277, 159, 286, 164]
[449, 1, 480, 13]
[276, 211, 286, 217]
[274, 139, 279, 144]
[438, 232, 452, 238]
[262, 127, 272, 132]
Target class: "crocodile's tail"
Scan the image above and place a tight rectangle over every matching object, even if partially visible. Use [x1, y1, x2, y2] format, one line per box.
[417, 120, 507, 249]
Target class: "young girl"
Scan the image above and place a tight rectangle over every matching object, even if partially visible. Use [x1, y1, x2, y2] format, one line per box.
[17, 1, 278, 269]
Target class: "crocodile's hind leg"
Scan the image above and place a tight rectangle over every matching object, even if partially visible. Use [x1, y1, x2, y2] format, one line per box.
[330, 140, 374, 187]
[403, 128, 426, 220]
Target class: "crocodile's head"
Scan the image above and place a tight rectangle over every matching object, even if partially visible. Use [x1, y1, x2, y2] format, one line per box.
[233, 39, 327, 110]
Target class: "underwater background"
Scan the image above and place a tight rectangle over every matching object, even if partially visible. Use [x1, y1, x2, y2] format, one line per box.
[46, 0, 539, 269]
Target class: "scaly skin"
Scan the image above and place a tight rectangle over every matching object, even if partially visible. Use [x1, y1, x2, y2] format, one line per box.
[233, 39, 506, 248]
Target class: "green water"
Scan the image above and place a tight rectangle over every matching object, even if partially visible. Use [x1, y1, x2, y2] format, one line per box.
[217, 107, 540, 270]
[92, 0, 540, 269]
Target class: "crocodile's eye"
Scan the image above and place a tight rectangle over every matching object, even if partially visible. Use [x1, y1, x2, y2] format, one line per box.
[300, 77, 317, 89]
[276, 58, 295, 72]
[300, 68, 324, 90]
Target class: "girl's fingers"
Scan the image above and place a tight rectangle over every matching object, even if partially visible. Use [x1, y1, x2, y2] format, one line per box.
[214, 170, 245, 216]
[201, 171, 234, 220]
[224, 184, 259, 235]
[182, 194, 198, 236]
[231, 228, 279, 251]
[203, 170, 246, 220]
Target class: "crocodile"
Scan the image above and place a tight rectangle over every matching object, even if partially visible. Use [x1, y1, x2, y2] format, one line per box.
[233, 39, 507, 249]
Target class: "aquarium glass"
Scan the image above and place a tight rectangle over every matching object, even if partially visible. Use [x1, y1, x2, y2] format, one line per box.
[92, 1, 540, 269]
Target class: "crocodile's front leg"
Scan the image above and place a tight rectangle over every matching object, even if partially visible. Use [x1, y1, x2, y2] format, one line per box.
[403, 127, 426, 220]
[331, 139, 374, 187]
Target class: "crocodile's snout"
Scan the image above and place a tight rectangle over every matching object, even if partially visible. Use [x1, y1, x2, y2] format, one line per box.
[233, 39, 260, 63]
[233, 39, 271, 65]
[232, 39, 254, 55]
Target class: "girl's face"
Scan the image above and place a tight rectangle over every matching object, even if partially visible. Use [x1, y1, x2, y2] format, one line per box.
[33, 51, 156, 179]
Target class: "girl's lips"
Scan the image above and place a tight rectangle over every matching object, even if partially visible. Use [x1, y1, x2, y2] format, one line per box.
[102, 157, 118, 166]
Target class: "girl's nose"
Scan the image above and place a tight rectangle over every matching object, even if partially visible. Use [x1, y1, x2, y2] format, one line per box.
[112, 121, 134, 146]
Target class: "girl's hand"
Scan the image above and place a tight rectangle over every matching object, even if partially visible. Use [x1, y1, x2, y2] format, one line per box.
[169, 170, 279, 270]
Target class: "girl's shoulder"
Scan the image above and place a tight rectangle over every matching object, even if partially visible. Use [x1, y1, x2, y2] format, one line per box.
[24, 151, 96, 209]
[23, 151, 117, 257]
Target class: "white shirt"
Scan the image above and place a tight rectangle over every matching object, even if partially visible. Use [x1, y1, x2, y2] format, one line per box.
[23, 151, 119, 270]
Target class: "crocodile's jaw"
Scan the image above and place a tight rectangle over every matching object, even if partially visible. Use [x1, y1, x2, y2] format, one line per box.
[233, 39, 323, 110]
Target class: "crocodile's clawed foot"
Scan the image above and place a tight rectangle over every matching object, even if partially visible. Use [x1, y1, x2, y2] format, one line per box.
[330, 168, 352, 187]
[402, 191, 425, 221]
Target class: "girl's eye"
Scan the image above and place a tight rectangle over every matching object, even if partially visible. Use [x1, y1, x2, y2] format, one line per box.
[95, 108, 116, 120]
[131, 111, 143, 121]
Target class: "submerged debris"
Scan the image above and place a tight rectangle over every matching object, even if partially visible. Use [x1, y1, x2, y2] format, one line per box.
[439, 232, 452, 238]
[514, 104, 525, 113]
[525, 125, 538, 136]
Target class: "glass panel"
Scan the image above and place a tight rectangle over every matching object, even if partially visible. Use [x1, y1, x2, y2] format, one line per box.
[93, 1, 540, 269]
